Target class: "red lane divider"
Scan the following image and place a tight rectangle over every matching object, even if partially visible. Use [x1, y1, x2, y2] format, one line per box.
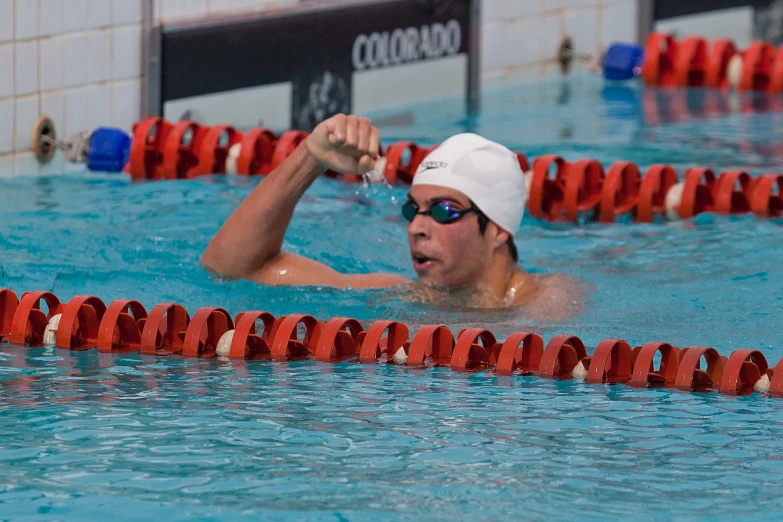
[120, 116, 783, 227]
[182, 307, 233, 357]
[229, 311, 276, 359]
[127, 118, 171, 180]
[161, 120, 204, 180]
[0, 289, 19, 341]
[139, 302, 190, 355]
[9, 291, 62, 346]
[97, 299, 147, 353]
[358, 320, 409, 364]
[630, 342, 680, 388]
[642, 32, 783, 93]
[1, 287, 782, 397]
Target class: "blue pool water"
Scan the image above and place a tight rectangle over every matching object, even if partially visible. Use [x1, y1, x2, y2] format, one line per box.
[2, 77, 783, 520]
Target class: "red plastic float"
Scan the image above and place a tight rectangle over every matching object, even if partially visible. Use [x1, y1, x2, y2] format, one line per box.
[599, 161, 641, 223]
[0, 289, 19, 341]
[97, 300, 147, 353]
[714, 170, 753, 214]
[450, 328, 496, 371]
[161, 120, 205, 179]
[406, 325, 454, 366]
[384, 141, 424, 185]
[538, 334, 587, 379]
[358, 320, 409, 363]
[719, 349, 768, 396]
[705, 39, 738, 89]
[55, 295, 107, 350]
[585, 338, 633, 384]
[528, 155, 567, 221]
[675, 346, 726, 392]
[181, 307, 233, 357]
[235, 128, 278, 175]
[9, 291, 62, 346]
[563, 159, 603, 223]
[643, 33, 678, 86]
[314, 317, 363, 362]
[127, 117, 171, 180]
[269, 314, 321, 361]
[738, 41, 775, 91]
[679, 167, 716, 219]
[228, 311, 276, 359]
[769, 46, 783, 93]
[630, 342, 680, 388]
[673, 36, 707, 87]
[270, 131, 308, 171]
[636, 164, 678, 222]
[139, 303, 190, 355]
[196, 125, 243, 176]
[493, 332, 544, 375]
[749, 173, 783, 218]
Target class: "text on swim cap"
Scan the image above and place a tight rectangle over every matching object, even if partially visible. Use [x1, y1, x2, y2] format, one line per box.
[418, 160, 448, 172]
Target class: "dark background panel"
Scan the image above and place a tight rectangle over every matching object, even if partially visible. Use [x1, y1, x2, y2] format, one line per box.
[653, 0, 773, 20]
[161, 0, 472, 129]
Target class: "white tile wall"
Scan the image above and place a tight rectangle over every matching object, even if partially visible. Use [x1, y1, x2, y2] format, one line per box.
[15, 0, 39, 41]
[15, 40, 38, 95]
[87, 0, 112, 29]
[0, 97, 14, 153]
[0, 0, 13, 43]
[0, 42, 13, 98]
[40, 0, 63, 37]
[113, 0, 143, 25]
[0, 0, 639, 176]
[88, 29, 112, 83]
[63, 33, 88, 88]
[0, 0, 146, 176]
[482, 0, 639, 88]
[40, 35, 65, 91]
[15, 95, 39, 151]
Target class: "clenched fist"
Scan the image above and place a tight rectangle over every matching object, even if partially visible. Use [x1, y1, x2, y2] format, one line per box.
[305, 114, 380, 174]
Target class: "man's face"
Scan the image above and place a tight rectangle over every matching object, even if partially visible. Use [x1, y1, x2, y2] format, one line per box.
[406, 185, 495, 288]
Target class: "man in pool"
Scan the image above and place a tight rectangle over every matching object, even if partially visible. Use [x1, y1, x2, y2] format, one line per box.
[201, 114, 582, 315]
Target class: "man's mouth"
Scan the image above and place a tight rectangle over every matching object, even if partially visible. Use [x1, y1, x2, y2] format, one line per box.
[411, 253, 437, 271]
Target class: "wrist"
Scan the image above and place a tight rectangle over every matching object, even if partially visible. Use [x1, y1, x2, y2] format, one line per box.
[299, 138, 328, 175]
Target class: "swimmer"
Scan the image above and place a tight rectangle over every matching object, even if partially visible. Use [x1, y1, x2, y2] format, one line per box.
[201, 114, 584, 316]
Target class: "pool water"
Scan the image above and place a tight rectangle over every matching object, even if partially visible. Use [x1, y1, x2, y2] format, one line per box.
[2, 76, 783, 520]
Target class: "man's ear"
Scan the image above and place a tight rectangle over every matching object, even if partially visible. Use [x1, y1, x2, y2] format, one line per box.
[490, 222, 510, 250]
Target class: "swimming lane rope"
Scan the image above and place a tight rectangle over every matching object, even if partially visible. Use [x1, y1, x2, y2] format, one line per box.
[121, 116, 783, 225]
[0, 288, 780, 398]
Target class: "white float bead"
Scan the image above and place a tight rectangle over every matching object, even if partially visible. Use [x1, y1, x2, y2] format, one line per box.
[392, 346, 408, 365]
[225, 143, 242, 175]
[727, 53, 743, 89]
[43, 313, 62, 347]
[754, 373, 771, 393]
[571, 361, 588, 381]
[665, 182, 684, 221]
[216, 329, 235, 357]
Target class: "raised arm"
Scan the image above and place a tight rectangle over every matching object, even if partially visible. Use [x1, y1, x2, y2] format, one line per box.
[200, 114, 409, 288]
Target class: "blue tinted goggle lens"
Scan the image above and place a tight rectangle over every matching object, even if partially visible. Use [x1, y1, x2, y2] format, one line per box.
[402, 201, 472, 224]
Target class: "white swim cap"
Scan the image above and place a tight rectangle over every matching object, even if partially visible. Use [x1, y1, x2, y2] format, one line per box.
[412, 133, 526, 235]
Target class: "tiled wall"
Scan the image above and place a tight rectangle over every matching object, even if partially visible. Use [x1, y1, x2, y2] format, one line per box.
[0, 0, 144, 176]
[481, 0, 638, 89]
[1, 0, 639, 176]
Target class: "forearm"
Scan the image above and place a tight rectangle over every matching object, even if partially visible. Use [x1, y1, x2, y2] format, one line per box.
[201, 142, 326, 278]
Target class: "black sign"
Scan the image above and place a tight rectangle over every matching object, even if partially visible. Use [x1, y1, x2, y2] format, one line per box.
[157, 0, 475, 130]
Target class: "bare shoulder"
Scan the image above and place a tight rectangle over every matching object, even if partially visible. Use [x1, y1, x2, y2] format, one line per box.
[249, 251, 410, 288]
[517, 272, 589, 321]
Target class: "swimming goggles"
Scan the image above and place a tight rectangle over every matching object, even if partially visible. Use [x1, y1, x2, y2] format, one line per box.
[402, 200, 478, 224]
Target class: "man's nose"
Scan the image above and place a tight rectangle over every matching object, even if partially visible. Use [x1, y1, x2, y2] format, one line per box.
[407, 213, 430, 238]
